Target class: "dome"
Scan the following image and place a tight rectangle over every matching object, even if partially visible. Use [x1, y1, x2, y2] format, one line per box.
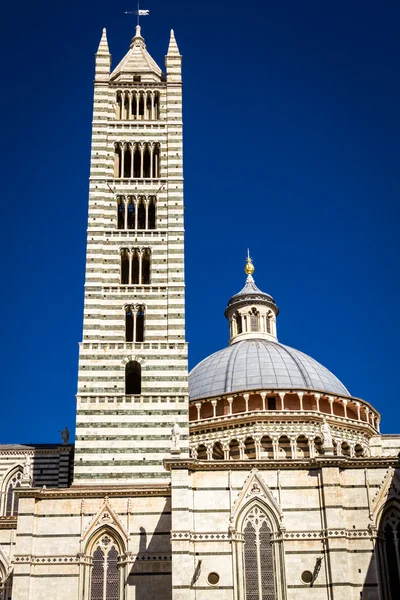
[189, 339, 349, 400]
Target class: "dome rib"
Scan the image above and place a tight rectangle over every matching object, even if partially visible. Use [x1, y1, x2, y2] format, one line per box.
[189, 339, 349, 401]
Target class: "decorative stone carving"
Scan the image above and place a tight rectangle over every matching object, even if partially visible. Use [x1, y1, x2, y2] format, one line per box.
[21, 454, 33, 487]
[59, 426, 70, 445]
[171, 421, 181, 453]
[321, 417, 334, 456]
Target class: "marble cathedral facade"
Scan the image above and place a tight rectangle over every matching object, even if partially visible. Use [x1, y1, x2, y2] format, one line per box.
[1, 24, 400, 600]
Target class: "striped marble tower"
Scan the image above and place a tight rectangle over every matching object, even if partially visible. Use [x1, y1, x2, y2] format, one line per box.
[73, 26, 188, 484]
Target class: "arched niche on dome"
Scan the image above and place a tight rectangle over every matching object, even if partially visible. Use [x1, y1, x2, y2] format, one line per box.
[216, 398, 229, 416]
[189, 404, 197, 422]
[284, 393, 301, 411]
[302, 394, 315, 411]
[232, 396, 246, 414]
[200, 401, 213, 420]
[319, 396, 331, 415]
[333, 400, 345, 418]
[248, 394, 263, 411]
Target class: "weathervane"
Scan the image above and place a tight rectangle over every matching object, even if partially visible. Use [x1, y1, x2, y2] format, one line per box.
[124, 2, 150, 27]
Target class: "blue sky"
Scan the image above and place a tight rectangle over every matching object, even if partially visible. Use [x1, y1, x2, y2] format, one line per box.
[1, 0, 399, 442]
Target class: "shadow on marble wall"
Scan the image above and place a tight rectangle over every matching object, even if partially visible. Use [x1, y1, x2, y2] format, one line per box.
[127, 500, 172, 600]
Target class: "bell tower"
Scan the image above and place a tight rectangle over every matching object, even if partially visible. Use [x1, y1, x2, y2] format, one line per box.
[73, 27, 188, 484]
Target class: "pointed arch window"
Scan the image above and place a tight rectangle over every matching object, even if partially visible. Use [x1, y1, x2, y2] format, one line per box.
[5, 470, 22, 516]
[379, 507, 400, 599]
[90, 534, 120, 600]
[242, 506, 277, 600]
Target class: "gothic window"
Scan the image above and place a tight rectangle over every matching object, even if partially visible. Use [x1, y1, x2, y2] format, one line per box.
[379, 507, 400, 598]
[120, 249, 129, 285]
[125, 305, 145, 342]
[143, 146, 151, 178]
[136, 305, 145, 342]
[137, 199, 146, 229]
[148, 197, 156, 229]
[127, 199, 135, 229]
[5, 470, 22, 516]
[125, 307, 134, 342]
[153, 143, 160, 178]
[120, 249, 151, 285]
[243, 506, 276, 600]
[90, 534, 120, 600]
[142, 249, 151, 284]
[125, 361, 141, 395]
[123, 147, 131, 178]
[132, 250, 140, 284]
[133, 146, 141, 178]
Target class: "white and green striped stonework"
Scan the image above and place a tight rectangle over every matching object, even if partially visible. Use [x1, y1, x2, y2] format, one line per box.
[73, 26, 189, 484]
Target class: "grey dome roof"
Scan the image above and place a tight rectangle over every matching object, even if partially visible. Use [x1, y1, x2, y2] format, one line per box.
[189, 339, 349, 400]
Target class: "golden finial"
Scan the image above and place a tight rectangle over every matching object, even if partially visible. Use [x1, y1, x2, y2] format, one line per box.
[244, 248, 255, 275]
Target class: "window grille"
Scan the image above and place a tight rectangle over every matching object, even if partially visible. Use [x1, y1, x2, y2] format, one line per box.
[382, 509, 400, 597]
[243, 506, 276, 600]
[90, 535, 120, 600]
[5, 471, 22, 516]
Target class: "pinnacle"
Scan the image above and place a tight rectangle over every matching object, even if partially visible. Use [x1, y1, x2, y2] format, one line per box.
[97, 28, 110, 55]
[167, 29, 181, 56]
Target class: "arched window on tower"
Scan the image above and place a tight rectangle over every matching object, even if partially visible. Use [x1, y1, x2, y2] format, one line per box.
[136, 305, 145, 342]
[148, 197, 156, 229]
[89, 533, 121, 600]
[123, 146, 132, 179]
[127, 199, 135, 229]
[125, 306, 134, 342]
[5, 470, 22, 517]
[132, 250, 140, 285]
[142, 249, 151, 284]
[133, 145, 141, 178]
[114, 144, 121, 178]
[125, 305, 145, 342]
[143, 145, 151, 178]
[117, 197, 125, 230]
[125, 361, 141, 395]
[137, 198, 146, 229]
[153, 144, 160, 178]
[120, 249, 129, 285]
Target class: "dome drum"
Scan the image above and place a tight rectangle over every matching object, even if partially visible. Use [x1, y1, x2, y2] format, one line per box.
[189, 389, 380, 432]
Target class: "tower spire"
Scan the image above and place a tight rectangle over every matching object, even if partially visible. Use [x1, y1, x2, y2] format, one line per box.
[95, 28, 111, 81]
[167, 29, 181, 56]
[96, 28, 110, 55]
